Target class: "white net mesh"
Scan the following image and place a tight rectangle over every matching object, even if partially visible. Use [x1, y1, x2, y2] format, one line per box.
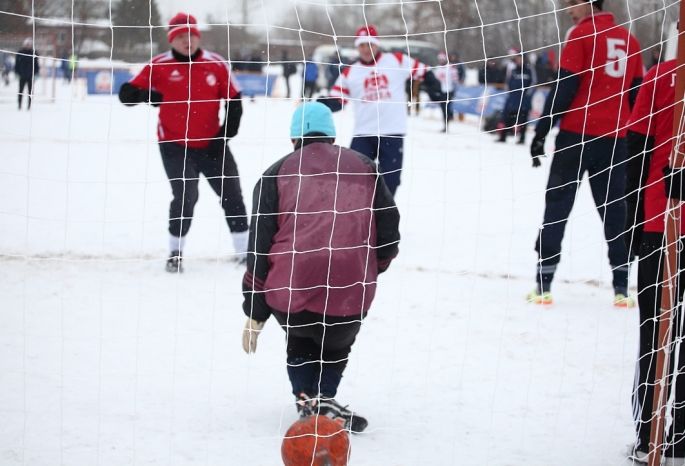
[0, 0, 684, 464]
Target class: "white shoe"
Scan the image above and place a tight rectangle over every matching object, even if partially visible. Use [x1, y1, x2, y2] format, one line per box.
[625, 444, 685, 465]
[626, 444, 649, 464]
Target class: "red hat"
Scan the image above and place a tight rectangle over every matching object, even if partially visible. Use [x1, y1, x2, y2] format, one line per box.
[167, 13, 200, 42]
[354, 25, 380, 47]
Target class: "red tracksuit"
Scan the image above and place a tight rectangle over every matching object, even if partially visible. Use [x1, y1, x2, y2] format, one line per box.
[128, 49, 240, 148]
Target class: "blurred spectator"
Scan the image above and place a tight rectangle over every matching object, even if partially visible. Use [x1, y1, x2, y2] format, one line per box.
[478, 59, 506, 89]
[535, 49, 557, 86]
[432, 52, 458, 132]
[15, 38, 40, 110]
[61, 53, 70, 82]
[449, 52, 466, 121]
[249, 51, 262, 73]
[1, 51, 11, 86]
[303, 59, 318, 98]
[282, 51, 297, 99]
[325, 54, 340, 92]
[497, 49, 534, 144]
[450, 53, 466, 83]
[69, 53, 78, 81]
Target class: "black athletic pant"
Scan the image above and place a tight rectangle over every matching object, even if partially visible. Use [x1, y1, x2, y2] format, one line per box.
[633, 232, 685, 456]
[498, 110, 528, 142]
[272, 310, 362, 399]
[159, 141, 248, 238]
[303, 81, 316, 98]
[350, 135, 404, 196]
[283, 75, 291, 99]
[18, 77, 33, 109]
[439, 92, 454, 128]
[535, 131, 629, 293]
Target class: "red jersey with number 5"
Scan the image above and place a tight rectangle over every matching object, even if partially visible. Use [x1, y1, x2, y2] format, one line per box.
[128, 49, 240, 148]
[559, 12, 643, 138]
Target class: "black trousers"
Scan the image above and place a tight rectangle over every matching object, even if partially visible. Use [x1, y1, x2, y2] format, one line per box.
[498, 108, 529, 142]
[283, 74, 292, 99]
[633, 232, 685, 456]
[18, 77, 33, 109]
[272, 310, 363, 398]
[159, 141, 248, 238]
[350, 135, 404, 196]
[438, 91, 454, 126]
[303, 81, 316, 98]
[535, 131, 629, 291]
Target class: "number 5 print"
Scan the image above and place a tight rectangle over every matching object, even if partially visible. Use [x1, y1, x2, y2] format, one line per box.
[605, 38, 627, 78]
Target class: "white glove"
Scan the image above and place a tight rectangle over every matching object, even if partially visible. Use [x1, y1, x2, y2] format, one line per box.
[242, 318, 265, 354]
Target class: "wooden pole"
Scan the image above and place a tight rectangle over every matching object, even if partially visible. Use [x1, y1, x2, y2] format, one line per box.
[648, 2, 685, 465]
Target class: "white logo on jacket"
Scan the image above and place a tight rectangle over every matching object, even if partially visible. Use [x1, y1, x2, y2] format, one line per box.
[206, 73, 217, 86]
[169, 69, 183, 81]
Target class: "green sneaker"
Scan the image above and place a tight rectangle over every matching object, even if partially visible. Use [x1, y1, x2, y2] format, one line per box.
[614, 293, 636, 308]
[526, 290, 553, 305]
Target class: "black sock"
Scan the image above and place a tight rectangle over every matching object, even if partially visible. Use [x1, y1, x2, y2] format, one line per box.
[612, 266, 629, 296]
[536, 264, 557, 293]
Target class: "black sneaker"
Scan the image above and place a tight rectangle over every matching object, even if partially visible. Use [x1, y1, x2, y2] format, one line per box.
[317, 397, 368, 433]
[295, 392, 316, 418]
[166, 250, 183, 273]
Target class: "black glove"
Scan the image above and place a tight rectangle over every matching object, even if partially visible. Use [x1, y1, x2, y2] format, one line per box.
[317, 96, 343, 112]
[663, 166, 685, 200]
[530, 135, 545, 168]
[118, 82, 162, 107]
[148, 90, 163, 107]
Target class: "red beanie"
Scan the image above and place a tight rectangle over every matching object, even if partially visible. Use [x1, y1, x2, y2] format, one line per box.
[354, 25, 380, 47]
[167, 13, 200, 42]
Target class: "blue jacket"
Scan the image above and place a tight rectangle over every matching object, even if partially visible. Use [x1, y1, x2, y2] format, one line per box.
[504, 63, 534, 113]
[304, 61, 318, 83]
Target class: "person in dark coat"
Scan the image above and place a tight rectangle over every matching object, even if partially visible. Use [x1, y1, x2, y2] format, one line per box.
[303, 59, 318, 98]
[241, 102, 400, 433]
[15, 38, 40, 110]
[497, 49, 534, 144]
[281, 51, 296, 98]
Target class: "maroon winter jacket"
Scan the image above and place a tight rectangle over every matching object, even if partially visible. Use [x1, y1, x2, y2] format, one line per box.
[242, 141, 400, 321]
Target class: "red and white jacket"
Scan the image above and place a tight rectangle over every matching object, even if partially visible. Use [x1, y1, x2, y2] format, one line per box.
[329, 52, 426, 136]
[128, 49, 241, 148]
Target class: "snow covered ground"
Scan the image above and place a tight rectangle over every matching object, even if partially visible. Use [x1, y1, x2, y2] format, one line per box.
[0, 77, 642, 465]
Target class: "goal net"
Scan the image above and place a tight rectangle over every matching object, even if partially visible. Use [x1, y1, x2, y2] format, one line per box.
[0, 0, 683, 464]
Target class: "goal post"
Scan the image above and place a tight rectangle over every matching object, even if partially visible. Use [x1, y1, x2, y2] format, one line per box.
[650, 2, 685, 465]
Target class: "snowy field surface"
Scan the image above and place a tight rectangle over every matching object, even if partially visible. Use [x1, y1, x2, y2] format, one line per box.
[1, 77, 642, 465]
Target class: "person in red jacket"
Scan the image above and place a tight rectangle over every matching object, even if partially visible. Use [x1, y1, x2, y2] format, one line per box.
[527, 0, 643, 306]
[119, 12, 249, 272]
[240, 102, 400, 433]
[625, 58, 685, 463]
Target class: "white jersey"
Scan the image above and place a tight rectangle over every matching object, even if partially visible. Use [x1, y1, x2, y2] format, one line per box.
[330, 52, 426, 136]
[433, 65, 458, 93]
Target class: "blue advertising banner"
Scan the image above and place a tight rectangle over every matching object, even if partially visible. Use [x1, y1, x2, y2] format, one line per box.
[234, 73, 277, 97]
[85, 69, 132, 95]
[449, 85, 549, 118]
[450, 85, 506, 117]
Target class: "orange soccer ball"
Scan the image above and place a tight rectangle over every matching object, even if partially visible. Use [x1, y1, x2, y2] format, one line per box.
[281, 415, 351, 466]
